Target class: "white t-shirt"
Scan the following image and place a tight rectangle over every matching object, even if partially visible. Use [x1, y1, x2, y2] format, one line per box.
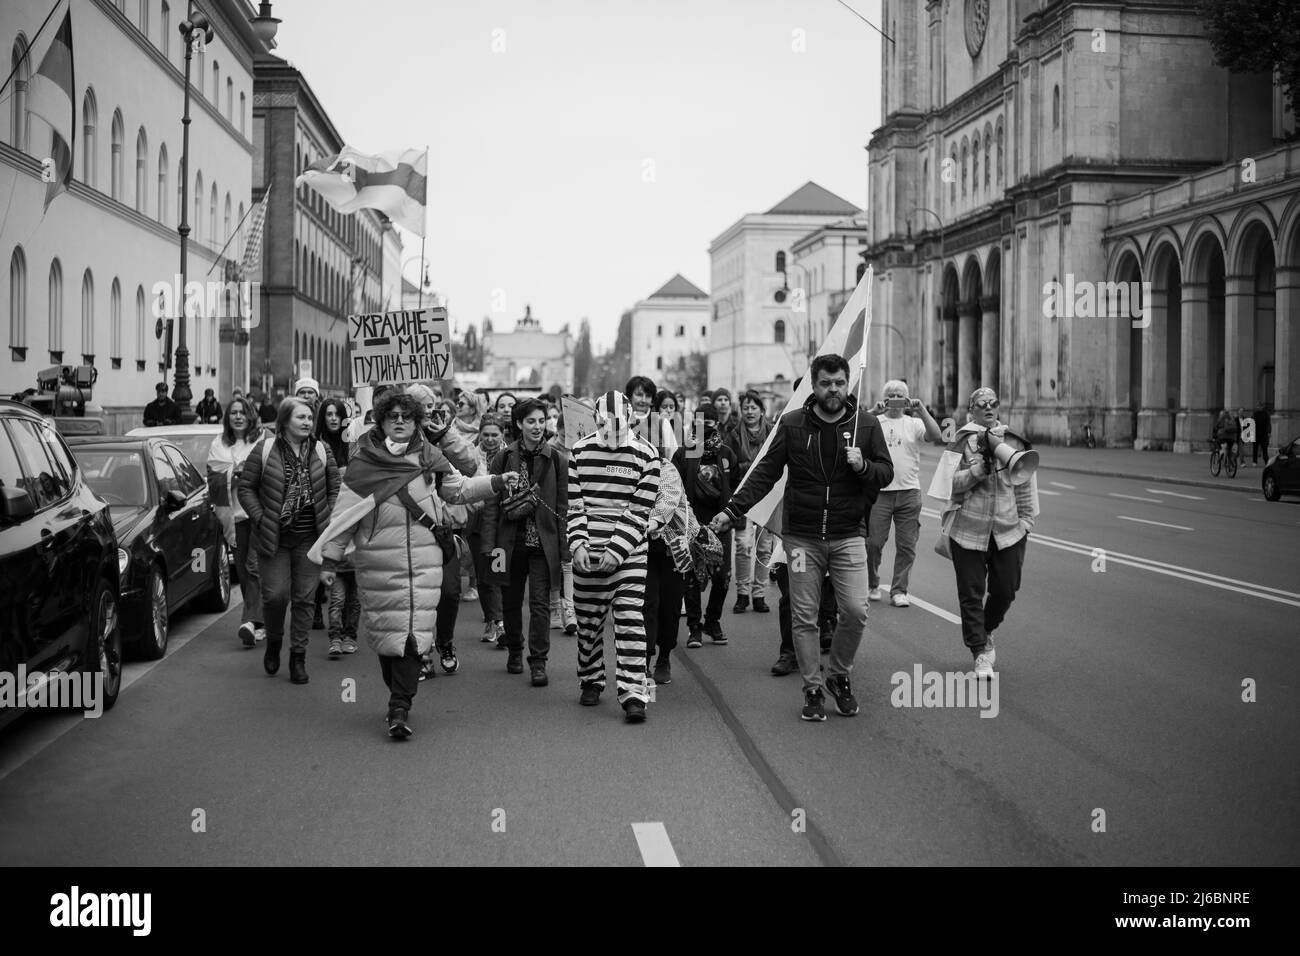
[879, 415, 928, 491]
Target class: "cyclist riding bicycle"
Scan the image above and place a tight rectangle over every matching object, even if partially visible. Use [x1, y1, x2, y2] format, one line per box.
[1213, 408, 1239, 463]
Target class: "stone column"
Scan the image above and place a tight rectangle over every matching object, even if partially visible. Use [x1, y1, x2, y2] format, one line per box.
[1137, 287, 1169, 449]
[1223, 273, 1256, 411]
[957, 300, 979, 406]
[1175, 281, 1210, 452]
[1273, 266, 1300, 441]
[979, 294, 1000, 397]
[942, 303, 959, 416]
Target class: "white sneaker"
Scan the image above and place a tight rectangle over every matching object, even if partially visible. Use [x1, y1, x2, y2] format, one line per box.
[890, 591, 910, 607]
[254, 627, 266, 643]
[481, 622, 497, 643]
[462, 586, 479, 602]
[550, 609, 563, 630]
[974, 648, 996, 680]
[868, 587, 883, 602]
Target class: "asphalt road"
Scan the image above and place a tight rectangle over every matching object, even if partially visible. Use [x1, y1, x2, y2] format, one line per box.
[1, 463, 1296, 866]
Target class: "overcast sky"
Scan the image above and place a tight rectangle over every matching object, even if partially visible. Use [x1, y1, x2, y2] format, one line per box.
[272, 0, 884, 350]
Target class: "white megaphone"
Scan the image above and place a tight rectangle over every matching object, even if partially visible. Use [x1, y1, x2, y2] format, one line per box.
[990, 441, 1039, 485]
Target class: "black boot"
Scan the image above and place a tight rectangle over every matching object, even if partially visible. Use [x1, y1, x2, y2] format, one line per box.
[289, 650, 309, 684]
[507, 648, 524, 674]
[264, 639, 282, 675]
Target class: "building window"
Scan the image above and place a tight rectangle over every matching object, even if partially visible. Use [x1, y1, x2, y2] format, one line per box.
[136, 285, 147, 363]
[209, 182, 217, 244]
[983, 122, 992, 188]
[157, 144, 168, 224]
[81, 88, 97, 187]
[655, 355, 663, 370]
[774, 319, 785, 344]
[48, 259, 62, 353]
[9, 246, 26, 350]
[10, 37, 30, 152]
[775, 251, 786, 272]
[239, 92, 246, 135]
[676, 324, 684, 337]
[226, 77, 233, 121]
[161, 2, 170, 58]
[972, 133, 980, 194]
[996, 119, 1004, 184]
[139, 0, 149, 37]
[80, 269, 94, 361]
[110, 278, 122, 360]
[224, 193, 232, 245]
[110, 109, 124, 200]
[1052, 85, 1060, 129]
[135, 127, 148, 213]
[960, 136, 968, 197]
[193, 171, 202, 240]
[212, 61, 220, 103]
[949, 146, 957, 205]
[657, 324, 663, 337]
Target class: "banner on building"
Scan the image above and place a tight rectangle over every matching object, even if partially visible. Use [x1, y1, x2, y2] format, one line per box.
[561, 395, 596, 448]
[348, 307, 452, 385]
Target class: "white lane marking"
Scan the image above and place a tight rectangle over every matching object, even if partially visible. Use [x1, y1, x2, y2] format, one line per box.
[1108, 493, 1161, 503]
[1117, 515, 1194, 531]
[0, 600, 237, 784]
[1049, 481, 1076, 490]
[632, 822, 681, 867]
[1038, 488, 1061, 496]
[902, 593, 961, 625]
[1145, 489, 1206, 500]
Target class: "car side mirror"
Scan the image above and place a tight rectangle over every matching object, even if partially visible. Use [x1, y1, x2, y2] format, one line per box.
[0, 486, 35, 521]
[163, 489, 187, 512]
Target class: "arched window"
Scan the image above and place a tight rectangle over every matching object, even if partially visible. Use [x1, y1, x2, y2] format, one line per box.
[996, 118, 1004, 184]
[139, 0, 149, 37]
[193, 171, 202, 237]
[196, 47, 203, 92]
[209, 182, 217, 244]
[80, 269, 94, 361]
[135, 127, 148, 213]
[48, 259, 62, 354]
[110, 109, 124, 200]
[212, 61, 220, 103]
[157, 144, 168, 224]
[984, 122, 992, 188]
[161, 2, 170, 58]
[960, 136, 969, 197]
[237, 201, 245, 255]
[1052, 85, 1060, 129]
[110, 278, 122, 360]
[775, 251, 786, 272]
[774, 319, 786, 344]
[81, 88, 97, 186]
[10, 36, 31, 152]
[136, 285, 147, 363]
[9, 246, 26, 349]
[949, 145, 957, 205]
[239, 92, 246, 135]
[972, 133, 980, 194]
[224, 193, 232, 244]
[226, 77, 233, 120]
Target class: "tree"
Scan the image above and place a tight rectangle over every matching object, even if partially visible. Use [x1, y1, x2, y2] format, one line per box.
[1199, 0, 1300, 110]
[573, 317, 592, 396]
[659, 352, 708, 398]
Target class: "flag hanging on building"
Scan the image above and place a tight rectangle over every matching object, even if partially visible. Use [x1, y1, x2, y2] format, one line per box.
[295, 146, 427, 236]
[733, 265, 875, 536]
[240, 186, 271, 278]
[26, 0, 75, 211]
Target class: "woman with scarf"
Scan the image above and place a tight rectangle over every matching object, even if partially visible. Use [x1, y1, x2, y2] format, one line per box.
[480, 399, 568, 686]
[452, 390, 486, 443]
[315, 399, 360, 658]
[469, 413, 508, 646]
[311, 389, 514, 738]
[208, 395, 265, 647]
[728, 390, 774, 614]
[494, 392, 519, 443]
[238, 398, 340, 684]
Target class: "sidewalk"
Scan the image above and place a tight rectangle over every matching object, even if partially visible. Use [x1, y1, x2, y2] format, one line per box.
[919, 444, 1269, 494]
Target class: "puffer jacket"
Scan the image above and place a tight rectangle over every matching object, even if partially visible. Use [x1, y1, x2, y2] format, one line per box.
[238, 436, 340, 557]
[317, 454, 497, 657]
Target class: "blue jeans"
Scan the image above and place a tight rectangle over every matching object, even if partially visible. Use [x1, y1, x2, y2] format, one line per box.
[867, 488, 922, 593]
[783, 534, 869, 693]
[260, 533, 320, 652]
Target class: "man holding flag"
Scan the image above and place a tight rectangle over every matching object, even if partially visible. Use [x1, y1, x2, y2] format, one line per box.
[712, 353, 893, 722]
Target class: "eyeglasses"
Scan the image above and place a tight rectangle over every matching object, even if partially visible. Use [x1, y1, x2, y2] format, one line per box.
[385, 412, 414, 423]
[972, 399, 1000, 410]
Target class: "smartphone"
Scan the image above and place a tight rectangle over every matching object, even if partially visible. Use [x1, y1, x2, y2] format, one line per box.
[885, 398, 910, 409]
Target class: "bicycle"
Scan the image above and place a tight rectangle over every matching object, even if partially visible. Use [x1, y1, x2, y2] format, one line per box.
[1210, 441, 1239, 478]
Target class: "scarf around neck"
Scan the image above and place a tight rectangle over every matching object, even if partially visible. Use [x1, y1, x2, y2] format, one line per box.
[346, 426, 452, 504]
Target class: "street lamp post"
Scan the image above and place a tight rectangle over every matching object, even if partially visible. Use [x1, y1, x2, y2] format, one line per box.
[172, 11, 214, 423]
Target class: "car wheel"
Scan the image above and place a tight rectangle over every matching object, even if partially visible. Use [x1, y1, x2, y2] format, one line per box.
[138, 565, 170, 660]
[85, 578, 122, 710]
[194, 541, 231, 613]
[1263, 474, 1281, 502]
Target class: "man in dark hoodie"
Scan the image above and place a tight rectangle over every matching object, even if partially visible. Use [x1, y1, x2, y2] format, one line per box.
[674, 405, 737, 646]
[712, 353, 892, 722]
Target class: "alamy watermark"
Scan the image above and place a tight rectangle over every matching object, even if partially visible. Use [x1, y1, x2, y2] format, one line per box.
[151, 275, 260, 328]
[0, 665, 104, 718]
[1042, 275, 1151, 329]
[890, 665, 999, 718]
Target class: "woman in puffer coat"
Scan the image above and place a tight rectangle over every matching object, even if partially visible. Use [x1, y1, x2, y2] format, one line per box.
[310, 389, 514, 739]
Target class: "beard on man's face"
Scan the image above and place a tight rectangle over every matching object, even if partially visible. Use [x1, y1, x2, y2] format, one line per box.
[816, 392, 844, 415]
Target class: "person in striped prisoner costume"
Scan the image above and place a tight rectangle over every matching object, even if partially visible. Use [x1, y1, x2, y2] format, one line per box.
[568, 390, 662, 723]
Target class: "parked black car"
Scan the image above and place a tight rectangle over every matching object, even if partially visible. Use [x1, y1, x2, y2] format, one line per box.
[67, 436, 230, 660]
[1262, 436, 1300, 502]
[0, 400, 122, 728]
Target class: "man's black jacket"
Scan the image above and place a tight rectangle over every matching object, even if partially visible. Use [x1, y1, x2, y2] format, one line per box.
[723, 393, 893, 539]
[143, 396, 182, 426]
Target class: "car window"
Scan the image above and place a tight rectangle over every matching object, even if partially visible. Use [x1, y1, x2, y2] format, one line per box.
[163, 445, 203, 496]
[8, 419, 70, 508]
[78, 450, 150, 507]
[151, 448, 182, 498]
[37, 421, 77, 486]
[173, 436, 212, 472]
[0, 424, 31, 512]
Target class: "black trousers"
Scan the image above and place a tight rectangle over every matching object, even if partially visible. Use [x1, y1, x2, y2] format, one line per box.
[1254, 436, 1269, 463]
[775, 566, 837, 655]
[379, 634, 423, 714]
[644, 539, 684, 661]
[435, 545, 461, 652]
[502, 544, 552, 664]
[684, 528, 731, 629]
[950, 535, 1027, 655]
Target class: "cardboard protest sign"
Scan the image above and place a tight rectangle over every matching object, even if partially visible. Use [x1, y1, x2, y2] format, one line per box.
[348, 307, 452, 385]
[562, 395, 596, 448]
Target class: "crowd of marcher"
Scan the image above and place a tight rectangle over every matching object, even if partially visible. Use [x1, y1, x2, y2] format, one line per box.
[187, 357, 1039, 737]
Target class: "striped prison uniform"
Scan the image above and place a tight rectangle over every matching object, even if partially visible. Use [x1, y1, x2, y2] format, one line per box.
[567, 433, 662, 704]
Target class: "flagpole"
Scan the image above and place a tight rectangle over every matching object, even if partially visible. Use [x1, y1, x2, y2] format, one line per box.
[416, 144, 429, 312]
[0, 0, 62, 100]
[852, 265, 872, 438]
[206, 181, 269, 276]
